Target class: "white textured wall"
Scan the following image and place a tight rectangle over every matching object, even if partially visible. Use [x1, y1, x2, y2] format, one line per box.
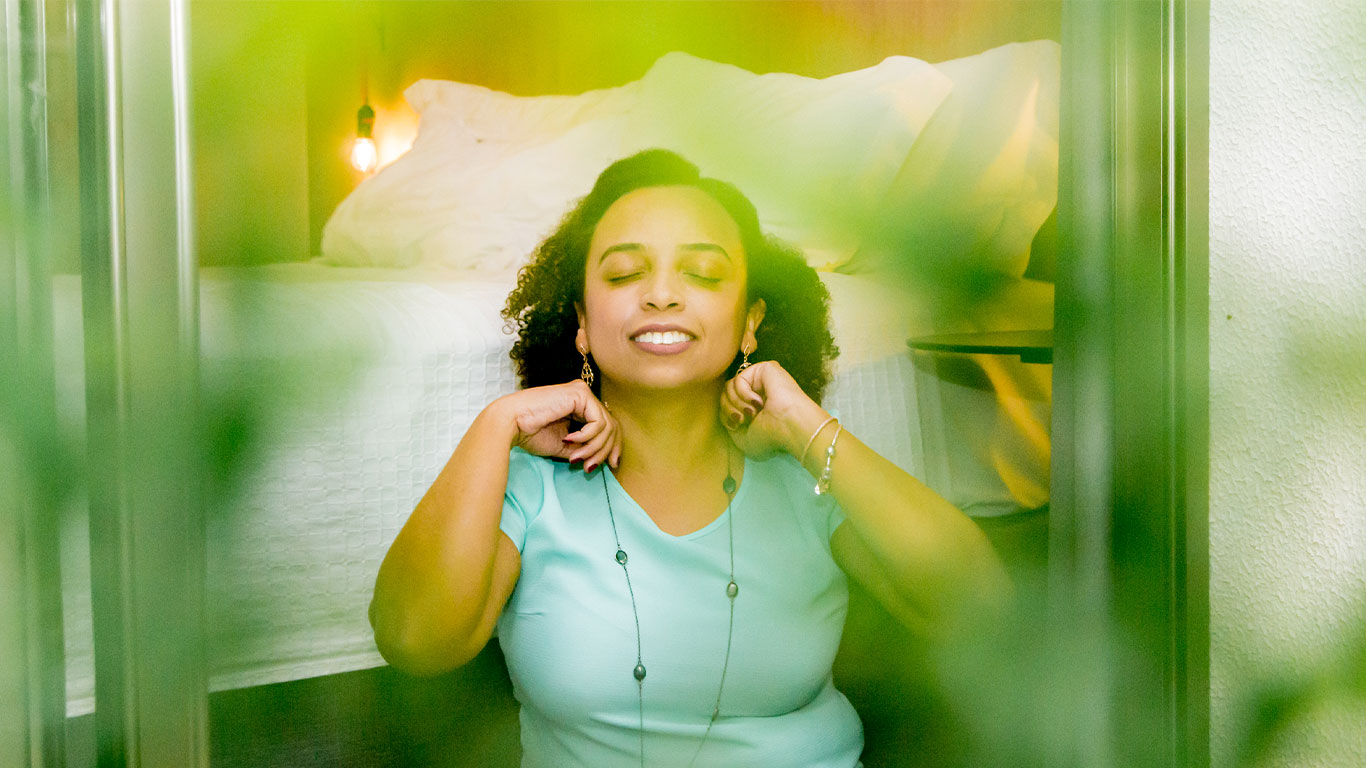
[1209, 1, 1366, 766]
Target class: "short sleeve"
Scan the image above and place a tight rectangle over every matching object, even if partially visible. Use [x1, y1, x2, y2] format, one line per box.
[826, 497, 849, 541]
[499, 447, 548, 553]
[808, 483, 850, 547]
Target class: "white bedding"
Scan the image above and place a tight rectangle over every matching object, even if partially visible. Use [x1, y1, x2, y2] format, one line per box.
[323, 43, 1058, 279]
[54, 264, 925, 717]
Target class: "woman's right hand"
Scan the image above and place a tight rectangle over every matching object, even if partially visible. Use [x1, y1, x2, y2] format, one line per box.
[495, 380, 621, 471]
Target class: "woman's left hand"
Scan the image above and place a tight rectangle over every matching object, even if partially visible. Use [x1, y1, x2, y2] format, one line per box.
[721, 361, 831, 460]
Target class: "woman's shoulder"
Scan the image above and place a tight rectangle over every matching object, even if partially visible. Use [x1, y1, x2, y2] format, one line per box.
[746, 452, 827, 511]
[747, 451, 842, 521]
[501, 448, 574, 542]
[750, 450, 812, 484]
[510, 446, 584, 469]
[509, 445, 559, 468]
[505, 446, 566, 496]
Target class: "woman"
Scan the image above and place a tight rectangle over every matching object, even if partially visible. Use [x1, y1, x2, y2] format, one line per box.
[370, 149, 1010, 767]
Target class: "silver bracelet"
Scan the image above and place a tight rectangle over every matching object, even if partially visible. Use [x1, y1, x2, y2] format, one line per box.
[814, 423, 842, 496]
[798, 416, 837, 466]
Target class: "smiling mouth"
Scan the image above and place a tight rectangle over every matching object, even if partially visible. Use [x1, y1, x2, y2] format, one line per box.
[630, 331, 694, 345]
[630, 331, 696, 356]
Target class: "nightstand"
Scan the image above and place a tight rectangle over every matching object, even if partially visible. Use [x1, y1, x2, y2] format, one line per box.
[907, 329, 1053, 365]
[906, 330, 1053, 585]
[906, 329, 1053, 513]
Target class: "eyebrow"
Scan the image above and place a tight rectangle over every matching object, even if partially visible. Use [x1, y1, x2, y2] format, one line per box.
[596, 242, 732, 264]
[598, 243, 644, 264]
[679, 243, 732, 262]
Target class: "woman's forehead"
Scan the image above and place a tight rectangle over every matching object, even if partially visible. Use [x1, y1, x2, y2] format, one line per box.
[589, 186, 744, 257]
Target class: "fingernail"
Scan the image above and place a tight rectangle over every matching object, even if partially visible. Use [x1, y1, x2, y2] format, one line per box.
[728, 412, 740, 426]
[585, 463, 596, 474]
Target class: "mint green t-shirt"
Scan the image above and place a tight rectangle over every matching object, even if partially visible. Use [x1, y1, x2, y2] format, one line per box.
[496, 446, 864, 768]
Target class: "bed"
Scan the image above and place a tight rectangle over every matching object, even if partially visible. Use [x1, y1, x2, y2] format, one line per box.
[55, 41, 1059, 718]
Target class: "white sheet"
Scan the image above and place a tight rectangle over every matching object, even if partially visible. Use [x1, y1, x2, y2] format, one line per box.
[54, 264, 924, 717]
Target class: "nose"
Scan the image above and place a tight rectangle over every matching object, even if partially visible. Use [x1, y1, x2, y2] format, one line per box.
[640, 271, 683, 311]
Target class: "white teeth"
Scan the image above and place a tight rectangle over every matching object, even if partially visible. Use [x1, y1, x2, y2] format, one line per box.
[633, 331, 691, 345]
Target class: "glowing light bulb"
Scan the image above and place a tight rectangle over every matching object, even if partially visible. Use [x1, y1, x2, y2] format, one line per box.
[351, 104, 377, 174]
[350, 136, 378, 173]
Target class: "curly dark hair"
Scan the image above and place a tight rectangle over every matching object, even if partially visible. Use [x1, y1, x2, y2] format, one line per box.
[501, 148, 839, 403]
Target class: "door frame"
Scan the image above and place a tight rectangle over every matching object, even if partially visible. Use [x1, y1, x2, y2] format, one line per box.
[1051, 1, 1209, 767]
[74, 0, 207, 766]
[2, 0, 67, 765]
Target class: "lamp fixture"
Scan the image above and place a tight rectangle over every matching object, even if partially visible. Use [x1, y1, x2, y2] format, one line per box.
[350, 104, 377, 174]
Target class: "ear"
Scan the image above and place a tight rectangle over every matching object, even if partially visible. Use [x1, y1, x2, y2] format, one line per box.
[742, 298, 766, 351]
[574, 301, 589, 354]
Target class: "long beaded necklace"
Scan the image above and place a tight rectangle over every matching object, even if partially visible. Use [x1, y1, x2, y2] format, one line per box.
[600, 443, 740, 768]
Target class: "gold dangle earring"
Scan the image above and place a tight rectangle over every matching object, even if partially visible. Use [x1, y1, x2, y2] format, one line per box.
[737, 344, 752, 373]
[580, 347, 594, 387]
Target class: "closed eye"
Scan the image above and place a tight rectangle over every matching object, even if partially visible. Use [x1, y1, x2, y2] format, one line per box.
[606, 272, 721, 285]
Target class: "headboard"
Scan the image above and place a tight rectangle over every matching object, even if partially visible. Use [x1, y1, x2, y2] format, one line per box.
[190, 0, 1061, 268]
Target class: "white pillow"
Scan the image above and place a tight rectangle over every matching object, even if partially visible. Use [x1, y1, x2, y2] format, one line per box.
[319, 75, 644, 272]
[411, 118, 665, 273]
[850, 40, 1061, 279]
[319, 52, 955, 273]
[403, 76, 641, 149]
[629, 52, 953, 269]
[319, 116, 635, 273]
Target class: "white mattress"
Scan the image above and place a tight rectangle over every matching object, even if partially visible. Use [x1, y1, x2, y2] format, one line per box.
[53, 263, 924, 717]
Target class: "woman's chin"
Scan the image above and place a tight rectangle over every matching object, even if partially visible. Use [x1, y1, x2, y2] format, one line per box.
[602, 370, 728, 397]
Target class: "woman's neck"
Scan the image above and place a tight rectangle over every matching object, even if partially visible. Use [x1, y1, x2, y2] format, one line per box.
[599, 380, 731, 481]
